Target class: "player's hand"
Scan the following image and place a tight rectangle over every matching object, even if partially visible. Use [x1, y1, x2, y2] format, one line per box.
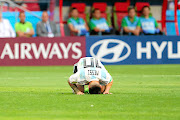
[103, 91, 112, 94]
[76, 91, 84, 95]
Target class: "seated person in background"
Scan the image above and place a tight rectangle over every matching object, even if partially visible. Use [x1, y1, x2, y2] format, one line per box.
[15, 12, 34, 37]
[36, 11, 58, 37]
[0, 12, 16, 38]
[121, 7, 140, 36]
[89, 9, 112, 35]
[67, 8, 89, 36]
[139, 6, 162, 35]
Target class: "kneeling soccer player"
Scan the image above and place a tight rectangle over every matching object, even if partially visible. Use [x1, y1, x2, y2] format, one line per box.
[68, 57, 113, 95]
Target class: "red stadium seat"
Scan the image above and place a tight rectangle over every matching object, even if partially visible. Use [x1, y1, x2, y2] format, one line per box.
[71, 3, 86, 13]
[0, 6, 8, 12]
[100, 13, 107, 20]
[135, 2, 150, 16]
[26, 3, 40, 11]
[92, 2, 107, 13]
[114, 2, 129, 12]
[0, 5, 15, 12]
[70, 3, 86, 21]
[24, 0, 40, 11]
[113, 2, 129, 32]
[0, 0, 40, 12]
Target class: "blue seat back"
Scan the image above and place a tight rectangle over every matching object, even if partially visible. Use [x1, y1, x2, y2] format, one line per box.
[166, 10, 180, 35]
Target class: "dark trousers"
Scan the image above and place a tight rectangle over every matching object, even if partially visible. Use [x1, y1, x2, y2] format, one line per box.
[90, 29, 113, 35]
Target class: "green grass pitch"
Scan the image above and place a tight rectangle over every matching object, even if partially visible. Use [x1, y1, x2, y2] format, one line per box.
[0, 65, 180, 120]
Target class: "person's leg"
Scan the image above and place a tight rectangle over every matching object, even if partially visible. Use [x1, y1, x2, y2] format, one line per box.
[156, 32, 164, 35]
[69, 72, 84, 94]
[76, 84, 84, 93]
[90, 30, 99, 35]
[71, 84, 84, 94]
[123, 31, 130, 35]
[102, 29, 114, 35]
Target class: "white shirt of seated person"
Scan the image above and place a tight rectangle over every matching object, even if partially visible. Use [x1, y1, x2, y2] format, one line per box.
[0, 19, 16, 38]
[44, 21, 54, 38]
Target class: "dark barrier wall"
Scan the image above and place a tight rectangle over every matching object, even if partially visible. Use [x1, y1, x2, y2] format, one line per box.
[86, 36, 180, 65]
[0, 37, 86, 66]
[62, 0, 163, 6]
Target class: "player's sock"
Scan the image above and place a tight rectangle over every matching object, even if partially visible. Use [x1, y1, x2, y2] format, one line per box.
[84, 87, 89, 93]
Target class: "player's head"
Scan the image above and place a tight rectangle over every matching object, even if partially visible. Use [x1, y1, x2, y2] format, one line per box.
[92, 8, 101, 19]
[70, 8, 79, 18]
[128, 7, 136, 18]
[89, 81, 101, 94]
[141, 6, 150, 16]
[42, 11, 49, 23]
[19, 11, 26, 23]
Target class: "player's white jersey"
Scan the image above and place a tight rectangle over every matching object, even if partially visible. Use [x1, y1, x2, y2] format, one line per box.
[69, 57, 112, 85]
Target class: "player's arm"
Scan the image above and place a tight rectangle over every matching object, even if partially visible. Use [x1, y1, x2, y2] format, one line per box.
[68, 79, 84, 95]
[103, 79, 113, 94]
[85, 22, 89, 31]
[68, 24, 79, 33]
[132, 26, 141, 36]
[24, 29, 34, 37]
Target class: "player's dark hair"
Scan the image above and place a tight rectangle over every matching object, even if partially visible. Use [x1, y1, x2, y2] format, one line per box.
[89, 85, 101, 94]
[141, 6, 150, 13]
[128, 7, 136, 13]
[70, 7, 77, 13]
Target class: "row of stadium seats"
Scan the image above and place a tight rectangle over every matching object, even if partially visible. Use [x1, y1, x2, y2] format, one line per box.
[70, 2, 150, 32]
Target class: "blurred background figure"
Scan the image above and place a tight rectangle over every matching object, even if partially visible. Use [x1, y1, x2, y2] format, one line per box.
[121, 7, 140, 36]
[0, 12, 16, 38]
[89, 9, 112, 35]
[15, 12, 34, 37]
[168, 0, 174, 10]
[139, 6, 162, 35]
[36, 11, 58, 37]
[67, 8, 89, 36]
